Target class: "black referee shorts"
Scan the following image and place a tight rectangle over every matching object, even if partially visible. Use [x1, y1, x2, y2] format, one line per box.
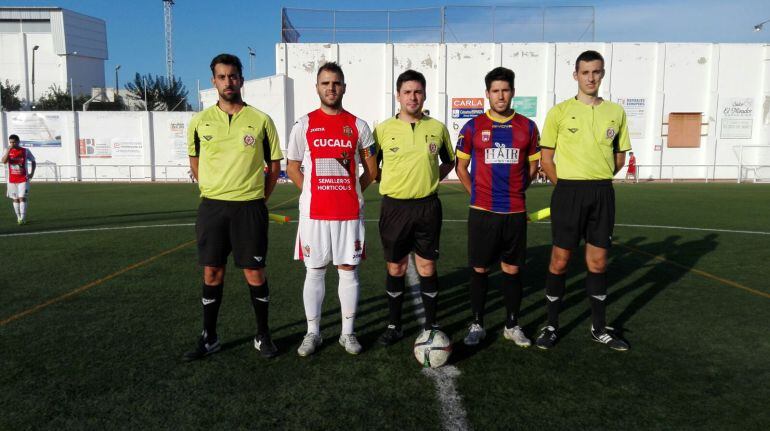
[550, 179, 615, 250]
[379, 194, 442, 262]
[468, 208, 527, 268]
[196, 198, 269, 269]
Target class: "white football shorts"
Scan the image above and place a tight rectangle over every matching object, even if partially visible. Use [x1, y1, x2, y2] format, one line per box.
[6, 182, 29, 199]
[294, 216, 366, 267]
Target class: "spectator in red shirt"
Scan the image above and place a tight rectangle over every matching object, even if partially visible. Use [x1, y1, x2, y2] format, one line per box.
[625, 151, 637, 182]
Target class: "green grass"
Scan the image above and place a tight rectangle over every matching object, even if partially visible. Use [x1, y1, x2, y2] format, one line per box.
[1, 182, 769, 430]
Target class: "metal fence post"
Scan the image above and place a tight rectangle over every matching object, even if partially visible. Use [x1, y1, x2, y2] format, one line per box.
[441, 7, 446, 44]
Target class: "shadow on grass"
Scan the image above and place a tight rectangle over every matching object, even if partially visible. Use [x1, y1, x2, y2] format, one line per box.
[553, 233, 720, 343]
[217, 265, 471, 357]
[199, 233, 721, 361]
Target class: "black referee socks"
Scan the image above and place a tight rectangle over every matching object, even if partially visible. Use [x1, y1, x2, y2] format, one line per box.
[385, 273, 406, 329]
[545, 272, 566, 329]
[202, 283, 223, 342]
[419, 273, 439, 330]
[586, 271, 608, 331]
[249, 282, 270, 336]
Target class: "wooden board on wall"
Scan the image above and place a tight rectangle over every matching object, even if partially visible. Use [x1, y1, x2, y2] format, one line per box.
[668, 113, 702, 148]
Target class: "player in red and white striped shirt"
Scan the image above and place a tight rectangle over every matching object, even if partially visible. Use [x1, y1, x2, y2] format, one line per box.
[286, 62, 378, 356]
[2, 134, 36, 224]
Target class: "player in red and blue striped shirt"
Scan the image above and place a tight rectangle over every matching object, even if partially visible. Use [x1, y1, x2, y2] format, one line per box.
[455, 67, 541, 348]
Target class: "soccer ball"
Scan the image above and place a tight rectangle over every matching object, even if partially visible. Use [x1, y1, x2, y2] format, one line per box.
[413, 329, 452, 368]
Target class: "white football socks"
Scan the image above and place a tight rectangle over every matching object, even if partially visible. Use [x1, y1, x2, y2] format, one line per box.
[12, 201, 21, 219]
[338, 268, 359, 335]
[303, 267, 326, 335]
[19, 201, 26, 220]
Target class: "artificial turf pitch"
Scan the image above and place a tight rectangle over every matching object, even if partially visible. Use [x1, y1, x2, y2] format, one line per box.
[1, 182, 769, 430]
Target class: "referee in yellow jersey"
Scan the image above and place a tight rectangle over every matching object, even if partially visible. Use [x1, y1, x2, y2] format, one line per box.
[535, 50, 631, 351]
[183, 53, 284, 360]
[374, 70, 455, 345]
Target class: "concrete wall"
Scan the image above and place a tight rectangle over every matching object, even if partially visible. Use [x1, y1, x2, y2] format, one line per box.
[0, 110, 195, 182]
[274, 42, 770, 181]
[5, 42, 767, 183]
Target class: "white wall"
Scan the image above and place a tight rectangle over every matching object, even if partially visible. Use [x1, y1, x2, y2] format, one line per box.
[0, 110, 195, 182]
[0, 32, 61, 103]
[5, 42, 767, 183]
[274, 42, 770, 181]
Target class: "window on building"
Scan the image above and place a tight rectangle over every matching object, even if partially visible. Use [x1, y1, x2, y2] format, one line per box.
[0, 19, 51, 33]
[21, 20, 52, 33]
[0, 20, 22, 33]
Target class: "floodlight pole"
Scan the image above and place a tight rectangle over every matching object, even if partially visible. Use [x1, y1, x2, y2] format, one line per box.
[115, 65, 121, 100]
[143, 76, 148, 111]
[31, 45, 39, 109]
[248, 47, 256, 79]
[196, 79, 201, 111]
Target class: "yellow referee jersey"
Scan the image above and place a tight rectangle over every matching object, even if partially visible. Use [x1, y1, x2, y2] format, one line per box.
[188, 104, 283, 201]
[374, 115, 454, 200]
[540, 98, 631, 180]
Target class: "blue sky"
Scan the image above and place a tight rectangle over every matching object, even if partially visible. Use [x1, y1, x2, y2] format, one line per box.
[5, 0, 770, 96]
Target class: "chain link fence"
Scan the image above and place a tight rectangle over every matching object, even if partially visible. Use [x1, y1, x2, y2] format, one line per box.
[281, 6, 595, 43]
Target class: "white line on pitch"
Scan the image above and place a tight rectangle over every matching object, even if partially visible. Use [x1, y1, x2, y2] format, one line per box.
[400, 220, 770, 236]
[407, 255, 471, 431]
[0, 223, 195, 238]
[612, 223, 770, 236]
[422, 366, 473, 431]
[4, 219, 767, 239]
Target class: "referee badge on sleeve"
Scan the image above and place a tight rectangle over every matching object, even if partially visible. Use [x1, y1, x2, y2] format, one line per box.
[605, 128, 616, 140]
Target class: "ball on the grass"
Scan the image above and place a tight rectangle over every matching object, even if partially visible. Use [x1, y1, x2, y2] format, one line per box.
[413, 329, 452, 368]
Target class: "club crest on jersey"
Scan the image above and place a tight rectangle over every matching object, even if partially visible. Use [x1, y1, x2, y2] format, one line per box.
[481, 130, 491, 142]
[336, 151, 351, 169]
[303, 245, 311, 257]
[243, 134, 256, 147]
[606, 128, 616, 139]
[342, 125, 353, 137]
